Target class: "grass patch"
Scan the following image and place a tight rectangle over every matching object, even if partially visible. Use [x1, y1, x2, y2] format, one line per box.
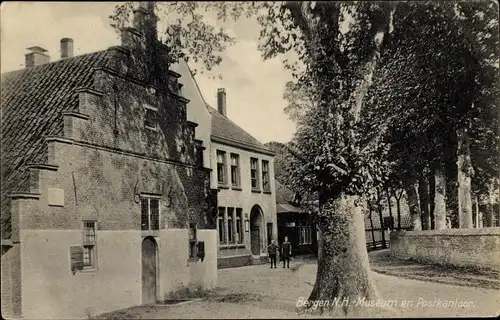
[165, 284, 214, 300]
[212, 292, 263, 303]
[91, 307, 144, 320]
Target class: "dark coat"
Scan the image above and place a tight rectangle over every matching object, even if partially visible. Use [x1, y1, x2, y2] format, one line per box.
[267, 243, 279, 255]
[281, 241, 292, 258]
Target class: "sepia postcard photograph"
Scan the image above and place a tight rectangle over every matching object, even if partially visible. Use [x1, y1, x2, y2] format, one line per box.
[1, 1, 499, 319]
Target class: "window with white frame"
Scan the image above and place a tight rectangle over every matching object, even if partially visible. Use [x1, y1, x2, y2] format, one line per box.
[299, 226, 312, 245]
[250, 158, 260, 190]
[230, 153, 240, 187]
[144, 105, 158, 130]
[218, 207, 225, 243]
[236, 209, 243, 243]
[141, 197, 160, 231]
[216, 150, 227, 185]
[82, 221, 97, 269]
[227, 207, 234, 243]
[262, 160, 270, 192]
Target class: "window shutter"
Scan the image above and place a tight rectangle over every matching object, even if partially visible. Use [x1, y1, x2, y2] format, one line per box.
[70, 246, 84, 272]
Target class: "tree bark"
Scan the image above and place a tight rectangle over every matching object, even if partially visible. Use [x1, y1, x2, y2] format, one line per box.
[485, 184, 495, 227]
[474, 196, 481, 228]
[404, 179, 422, 231]
[385, 188, 394, 230]
[457, 128, 474, 228]
[418, 176, 431, 230]
[309, 194, 378, 315]
[376, 189, 387, 248]
[485, 203, 494, 227]
[434, 165, 447, 230]
[368, 205, 376, 249]
[428, 171, 436, 229]
[396, 197, 402, 230]
[393, 189, 403, 230]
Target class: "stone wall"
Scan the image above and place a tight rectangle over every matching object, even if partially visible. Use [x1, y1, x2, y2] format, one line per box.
[390, 228, 500, 270]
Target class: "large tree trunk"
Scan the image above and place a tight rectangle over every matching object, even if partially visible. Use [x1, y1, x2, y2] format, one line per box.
[309, 194, 378, 315]
[418, 176, 431, 230]
[434, 165, 447, 230]
[404, 179, 422, 230]
[457, 128, 474, 229]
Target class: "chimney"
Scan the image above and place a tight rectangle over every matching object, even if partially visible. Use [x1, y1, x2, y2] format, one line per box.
[133, 2, 157, 40]
[60, 38, 74, 59]
[217, 88, 227, 117]
[25, 46, 50, 68]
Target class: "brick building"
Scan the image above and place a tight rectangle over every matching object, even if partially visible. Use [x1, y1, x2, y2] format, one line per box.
[1, 4, 218, 319]
[170, 63, 277, 268]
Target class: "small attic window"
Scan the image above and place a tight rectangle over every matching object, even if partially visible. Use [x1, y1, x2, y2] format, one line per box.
[144, 104, 158, 131]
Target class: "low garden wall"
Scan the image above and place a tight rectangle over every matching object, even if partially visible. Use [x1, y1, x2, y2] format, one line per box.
[389, 228, 500, 270]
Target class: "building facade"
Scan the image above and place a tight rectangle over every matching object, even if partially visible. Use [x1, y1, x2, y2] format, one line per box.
[1, 4, 218, 319]
[176, 65, 277, 268]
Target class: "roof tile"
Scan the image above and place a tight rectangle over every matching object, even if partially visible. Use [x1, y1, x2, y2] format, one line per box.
[207, 105, 273, 155]
[1, 50, 109, 239]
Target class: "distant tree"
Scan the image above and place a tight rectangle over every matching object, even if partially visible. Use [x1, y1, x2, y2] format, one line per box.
[264, 141, 288, 184]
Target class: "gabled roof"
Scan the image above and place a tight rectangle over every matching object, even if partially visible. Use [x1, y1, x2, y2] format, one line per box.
[1, 51, 110, 239]
[206, 104, 274, 156]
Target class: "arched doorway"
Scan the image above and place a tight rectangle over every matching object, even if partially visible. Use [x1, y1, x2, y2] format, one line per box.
[141, 236, 157, 305]
[250, 205, 263, 256]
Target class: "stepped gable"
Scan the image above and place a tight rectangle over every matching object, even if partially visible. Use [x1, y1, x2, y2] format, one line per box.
[1, 51, 110, 239]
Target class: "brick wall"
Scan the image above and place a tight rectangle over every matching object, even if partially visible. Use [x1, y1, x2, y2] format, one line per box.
[390, 228, 500, 269]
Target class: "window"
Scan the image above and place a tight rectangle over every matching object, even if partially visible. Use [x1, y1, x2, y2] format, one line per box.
[236, 209, 243, 243]
[217, 151, 227, 185]
[262, 160, 270, 192]
[82, 221, 97, 269]
[144, 105, 158, 130]
[188, 223, 197, 259]
[267, 222, 273, 246]
[230, 154, 240, 187]
[299, 226, 312, 245]
[141, 197, 160, 231]
[227, 208, 234, 243]
[196, 145, 204, 168]
[218, 207, 225, 243]
[250, 158, 260, 189]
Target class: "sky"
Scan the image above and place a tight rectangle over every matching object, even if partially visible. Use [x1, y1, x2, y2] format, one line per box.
[0, 1, 296, 144]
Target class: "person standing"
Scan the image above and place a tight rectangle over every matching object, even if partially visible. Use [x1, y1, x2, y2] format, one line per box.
[281, 236, 292, 268]
[267, 240, 279, 268]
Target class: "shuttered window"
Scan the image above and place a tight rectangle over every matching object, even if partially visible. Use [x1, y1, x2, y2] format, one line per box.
[141, 197, 160, 231]
[82, 221, 97, 269]
[188, 223, 197, 259]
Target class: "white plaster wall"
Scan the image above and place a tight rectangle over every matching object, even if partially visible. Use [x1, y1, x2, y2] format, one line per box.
[158, 229, 217, 298]
[20, 230, 142, 319]
[211, 142, 278, 254]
